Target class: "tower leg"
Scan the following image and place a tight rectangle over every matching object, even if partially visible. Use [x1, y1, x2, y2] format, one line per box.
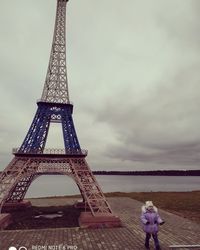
[70, 158, 122, 228]
[0, 156, 121, 228]
[71, 158, 113, 214]
[0, 157, 37, 212]
[2, 175, 33, 212]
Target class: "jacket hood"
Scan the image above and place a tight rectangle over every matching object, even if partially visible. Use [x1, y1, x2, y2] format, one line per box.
[142, 205, 158, 213]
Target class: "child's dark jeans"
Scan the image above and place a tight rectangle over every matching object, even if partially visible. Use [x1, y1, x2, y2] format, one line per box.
[145, 232, 161, 250]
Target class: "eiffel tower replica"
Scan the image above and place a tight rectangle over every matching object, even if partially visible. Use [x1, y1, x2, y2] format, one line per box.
[0, 0, 121, 228]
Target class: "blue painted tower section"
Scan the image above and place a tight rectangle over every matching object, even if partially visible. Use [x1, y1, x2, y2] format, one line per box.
[17, 0, 82, 156]
[18, 101, 81, 154]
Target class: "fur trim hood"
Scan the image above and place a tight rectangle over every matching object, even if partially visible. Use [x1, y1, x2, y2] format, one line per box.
[142, 205, 158, 213]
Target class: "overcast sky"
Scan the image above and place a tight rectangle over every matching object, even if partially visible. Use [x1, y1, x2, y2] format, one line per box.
[0, 0, 200, 171]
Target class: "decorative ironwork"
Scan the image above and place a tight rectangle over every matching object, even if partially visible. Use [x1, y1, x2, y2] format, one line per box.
[18, 102, 81, 153]
[0, 156, 112, 215]
[13, 147, 88, 156]
[41, 0, 70, 104]
[0, 0, 115, 221]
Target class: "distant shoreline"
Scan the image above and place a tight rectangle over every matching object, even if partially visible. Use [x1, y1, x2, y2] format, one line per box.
[0, 169, 199, 176]
[93, 170, 200, 176]
[28, 190, 200, 200]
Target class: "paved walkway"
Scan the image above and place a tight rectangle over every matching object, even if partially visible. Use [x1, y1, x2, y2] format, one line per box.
[0, 197, 200, 250]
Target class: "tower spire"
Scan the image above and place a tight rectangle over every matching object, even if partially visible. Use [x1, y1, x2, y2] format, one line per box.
[41, 0, 70, 104]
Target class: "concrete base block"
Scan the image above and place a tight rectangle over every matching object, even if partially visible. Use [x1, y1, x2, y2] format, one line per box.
[0, 213, 12, 229]
[2, 200, 32, 212]
[79, 211, 122, 228]
[74, 200, 89, 209]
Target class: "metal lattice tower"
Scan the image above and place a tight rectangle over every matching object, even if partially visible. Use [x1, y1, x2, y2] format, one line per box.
[41, 0, 69, 104]
[0, 0, 120, 227]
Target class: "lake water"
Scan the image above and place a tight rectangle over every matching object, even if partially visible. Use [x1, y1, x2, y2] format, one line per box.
[25, 175, 200, 198]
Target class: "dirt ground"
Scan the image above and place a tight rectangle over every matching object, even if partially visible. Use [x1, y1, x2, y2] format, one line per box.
[5, 191, 200, 230]
[6, 205, 81, 230]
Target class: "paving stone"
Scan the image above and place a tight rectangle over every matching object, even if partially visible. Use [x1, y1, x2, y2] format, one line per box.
[0, 197, 199, 250]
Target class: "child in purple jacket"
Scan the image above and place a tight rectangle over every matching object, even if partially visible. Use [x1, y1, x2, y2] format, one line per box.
[141, 201, 165, 250]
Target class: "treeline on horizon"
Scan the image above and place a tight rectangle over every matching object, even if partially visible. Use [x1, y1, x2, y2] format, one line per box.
[0, 170, 199, 176]
[93, 170, 200, 176]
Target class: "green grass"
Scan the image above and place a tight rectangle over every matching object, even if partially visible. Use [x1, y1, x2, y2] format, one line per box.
[105, 191, 200, 223]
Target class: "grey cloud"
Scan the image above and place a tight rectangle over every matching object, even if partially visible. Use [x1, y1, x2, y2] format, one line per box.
[155, 1, 200, 48]
[106, 141, 200, 167]
[1, 0, 200, 171]
[94, 64, 200, 169]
